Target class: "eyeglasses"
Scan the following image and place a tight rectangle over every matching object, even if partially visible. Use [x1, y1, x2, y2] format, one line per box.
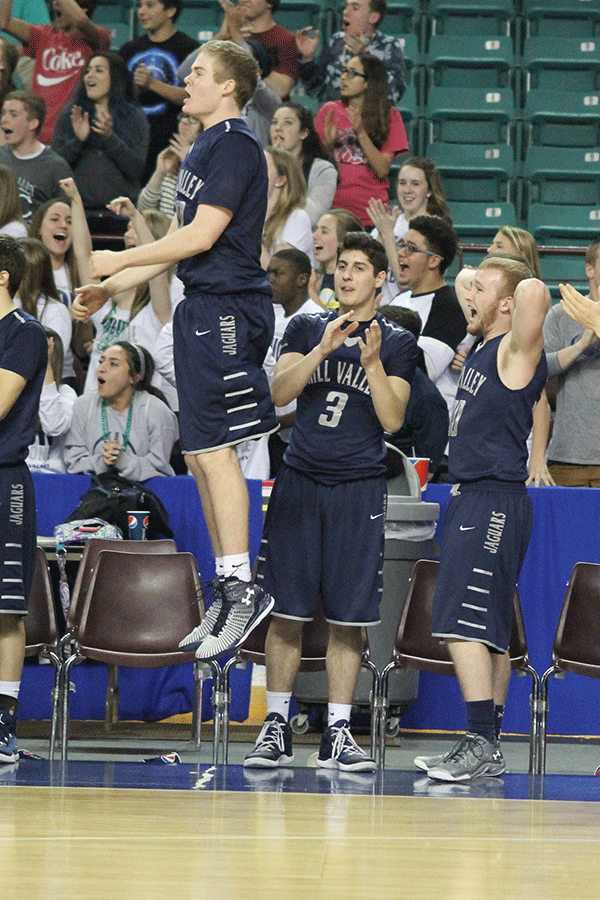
[396, 239, 438, 257]
[342, 67, 367, 79]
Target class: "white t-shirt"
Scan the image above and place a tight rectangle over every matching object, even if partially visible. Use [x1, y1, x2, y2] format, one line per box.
[0, 220, 27, 238]
[84, 301, 164, 393]
[270, 208, 316, 267]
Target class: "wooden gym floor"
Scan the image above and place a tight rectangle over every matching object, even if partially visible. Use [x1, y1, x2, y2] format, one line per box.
[2, 726, 600, 900]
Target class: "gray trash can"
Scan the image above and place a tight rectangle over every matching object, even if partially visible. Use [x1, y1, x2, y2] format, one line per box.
[291, 450, 440, 731]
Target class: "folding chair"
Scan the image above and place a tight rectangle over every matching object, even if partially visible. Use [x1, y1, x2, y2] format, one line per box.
[26, 548, 61, 758]
[57, 550, 219, 762]
[379, 559, 540, 772]
[539, 563, 600, 774]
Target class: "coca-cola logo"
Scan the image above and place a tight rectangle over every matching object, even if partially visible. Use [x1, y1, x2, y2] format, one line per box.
[41, 48, 85, 71]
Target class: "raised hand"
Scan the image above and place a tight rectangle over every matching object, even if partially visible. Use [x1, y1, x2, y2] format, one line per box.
[71, 105, 90, 141]
[319, 311, 359, 356]
[295, 26, 320, 61]
[72, 285, 110, 321]
[357, 319, 382, 371]
[59, 177, 80, 200]
[106, 196, 137, 219]
[559, 282, 600, 338]
[133, 63, 152, 89]
[92, 108, 113, 139]
[91, 250, 122, 279]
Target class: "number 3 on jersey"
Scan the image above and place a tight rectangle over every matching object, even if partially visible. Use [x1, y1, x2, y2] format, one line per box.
[318, 391, 349, 428]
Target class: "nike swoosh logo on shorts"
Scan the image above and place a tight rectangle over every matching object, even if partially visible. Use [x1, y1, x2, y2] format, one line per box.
[370, 513, 384, 520]
[195, 330, 211, 336]
[36, 73, 74, 86]
[459, 525, 475, 531]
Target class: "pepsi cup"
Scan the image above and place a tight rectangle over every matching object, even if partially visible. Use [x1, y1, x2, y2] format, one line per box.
[128, 511, 149, 540]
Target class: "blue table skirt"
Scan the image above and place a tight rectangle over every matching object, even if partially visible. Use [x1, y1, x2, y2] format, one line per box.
[23, 475, 600, 736]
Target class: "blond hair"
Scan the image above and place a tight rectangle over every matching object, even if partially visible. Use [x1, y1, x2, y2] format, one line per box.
[497, 226, 542, 280]
[263, 147, 307, 252]
[198, 40, 259, 110]
[478, 256, 533, 300]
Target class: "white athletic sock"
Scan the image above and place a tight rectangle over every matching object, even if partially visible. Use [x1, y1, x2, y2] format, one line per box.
[328, 703, 351, 726]
[215, 558, 225, 577]
[222, 553, 251, 582]
[0, 681, 20, 700]
[266, 691, 292, 720]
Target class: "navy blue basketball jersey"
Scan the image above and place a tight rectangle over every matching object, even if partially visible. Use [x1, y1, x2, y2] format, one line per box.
[448, 334, 547, 482]
[0, 309, 47, 464]
[281, 311, 418, 483]
[175, 118, 271, 296]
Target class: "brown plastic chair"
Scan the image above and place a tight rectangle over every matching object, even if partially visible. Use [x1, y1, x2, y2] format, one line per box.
[217, 602, 381, 765]
[57, 537, 179, 741]
[26, 547, 61, 757]
[539, 562, 600, 774]
[379, 558, 540, 772]
[58, 549, 219, 762]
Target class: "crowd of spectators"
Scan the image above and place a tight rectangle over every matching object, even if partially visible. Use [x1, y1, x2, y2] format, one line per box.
[0, 0, 594, 488]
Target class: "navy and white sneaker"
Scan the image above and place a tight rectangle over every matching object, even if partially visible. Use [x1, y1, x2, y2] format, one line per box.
[178, 577, 224, 652]
[0, 709, 18, 764]
[317, 720, 376, 772]
[195, 578, 274, 660]
[244, 713, 294, 768]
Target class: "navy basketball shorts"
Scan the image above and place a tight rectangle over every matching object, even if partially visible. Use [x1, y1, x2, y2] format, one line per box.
[256, 465, 386, 625]
[173, 291, 278, 453]
[432, 481, 533, 653]
[0, 463, 37, 616]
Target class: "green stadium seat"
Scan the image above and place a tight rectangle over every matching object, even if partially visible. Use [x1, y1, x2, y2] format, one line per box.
[528, 204, 600, 246]
[397, 84, 423, 155]
[524, 89, 600, 149]
[429, 0, 512, 37]
[537, 250, 588, 303]
[426, 35, 514, 93]
[427, 142, 515, 203]
[275, 1, 322, 33]
[426, 86, 514, 145]
[524, 1, 600, 40]
[524, 146, 600, 207]
[450, 201, 517, 244]
[105, 22, 132, 48]
[523, 37, 600, 93]
[176, 3, 223, 31]
[382, 2, 422, 37]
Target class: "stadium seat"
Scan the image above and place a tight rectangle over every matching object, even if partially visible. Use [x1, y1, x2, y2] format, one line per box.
[523, 37, 600, 93]
[382, 1, 422, 37]
[528, 203, 600, 246]
[450, 201, 518, 244]
[523, 146, 600, 207]
[524, 89, 600, 150]
[427, 142, 515, 203]
[537, 250, 588, 303]
[426, 86, 515, 145]
[426, 35, 514, 94]
[429, 0, 513, 37]
[397, 84, 423, 155]
[105, 22, 132, 48]
[524, 0, 600, 40]
[275, 0, 322, 33]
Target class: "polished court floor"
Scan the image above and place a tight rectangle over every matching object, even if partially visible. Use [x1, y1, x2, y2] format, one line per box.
[3, 730, 600, 900]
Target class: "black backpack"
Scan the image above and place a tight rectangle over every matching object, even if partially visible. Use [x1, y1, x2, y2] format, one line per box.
[66, 472, 173, 540]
